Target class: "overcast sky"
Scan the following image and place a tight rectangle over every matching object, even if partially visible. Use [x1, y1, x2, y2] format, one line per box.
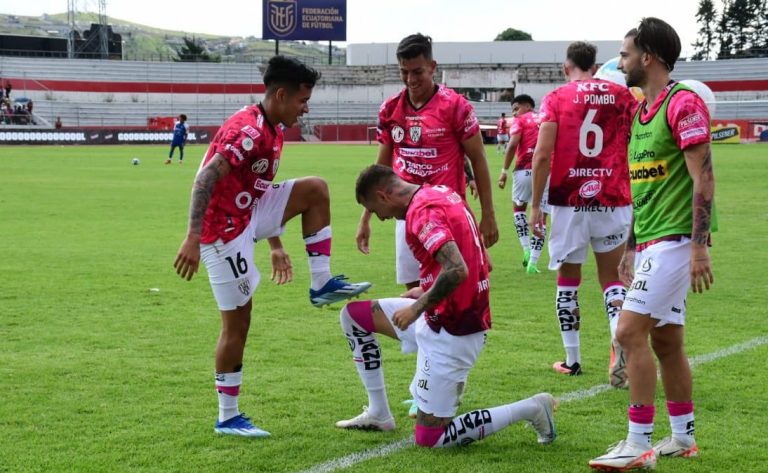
[0, 0, 705, 55]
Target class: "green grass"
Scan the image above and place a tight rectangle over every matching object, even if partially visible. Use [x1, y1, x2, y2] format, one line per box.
[0, 143, 767, 473]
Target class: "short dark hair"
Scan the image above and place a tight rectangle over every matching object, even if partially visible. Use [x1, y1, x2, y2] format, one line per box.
[626, 17, 681, 72]
[566, 41, 597, 71]
[179, 114, 187, 121]
[263, 55, 321, 94]
[396, 33, 433, 61]
[355, 164, 396, 203]
[501, 112, 506, 117]
[512, 94, 535, 108]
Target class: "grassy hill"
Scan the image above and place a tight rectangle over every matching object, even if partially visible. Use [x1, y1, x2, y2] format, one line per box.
[0, 11, 345, 64]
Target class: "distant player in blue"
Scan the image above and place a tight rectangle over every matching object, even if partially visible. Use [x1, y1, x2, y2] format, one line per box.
[166, 114, 189, 164]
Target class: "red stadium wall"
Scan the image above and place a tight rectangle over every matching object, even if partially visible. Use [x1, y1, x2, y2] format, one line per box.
[313, 124, 375, 141]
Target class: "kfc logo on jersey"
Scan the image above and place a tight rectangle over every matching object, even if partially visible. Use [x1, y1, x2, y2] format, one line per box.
[409, 126, 422, 143]
[391, 126, 405, 143]
[252, 159, 269, 174]
[241, 125, 261, 140]
[579, 180, 602, 198]
[576, 82, 610, 93]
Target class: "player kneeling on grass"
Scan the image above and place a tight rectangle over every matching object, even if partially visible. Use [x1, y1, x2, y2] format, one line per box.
[335, 164, 556, 448]
[173, 56, 371, 438]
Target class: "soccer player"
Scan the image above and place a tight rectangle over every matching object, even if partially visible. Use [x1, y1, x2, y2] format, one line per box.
[336, 164, 557, 447]
[496, 112, 511, 154]
[173, 56, 371, 438]
[498, 94, 549, 273]
[166, 114, 189, 164]
[589, 18, 716, 470]
[530, 41, 636, 385]
[356, 33, 498, 290]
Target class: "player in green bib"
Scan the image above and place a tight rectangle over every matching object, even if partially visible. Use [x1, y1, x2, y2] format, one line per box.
[590, 18, 717, 471]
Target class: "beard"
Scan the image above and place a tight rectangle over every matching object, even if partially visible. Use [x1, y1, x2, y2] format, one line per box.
[625, 67, 646, 88]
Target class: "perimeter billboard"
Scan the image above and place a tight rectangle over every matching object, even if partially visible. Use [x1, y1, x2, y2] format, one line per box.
[262, 0, 346, 41]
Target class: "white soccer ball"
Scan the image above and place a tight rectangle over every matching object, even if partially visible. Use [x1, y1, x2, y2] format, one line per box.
[679, 79, 717, 116]
[132, 157, 140, 165]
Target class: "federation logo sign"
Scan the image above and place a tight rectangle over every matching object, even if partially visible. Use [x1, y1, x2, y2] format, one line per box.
[409, 126, 422, 143]
[391, 126, 405, 143]
[268, 0, 297, 38]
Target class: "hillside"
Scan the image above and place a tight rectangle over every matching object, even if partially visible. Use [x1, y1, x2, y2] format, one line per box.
[0, 12, 345, 64]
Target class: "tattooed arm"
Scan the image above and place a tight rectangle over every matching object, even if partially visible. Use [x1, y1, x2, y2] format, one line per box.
[619, 216, 636, 286]
[684, 141, 715, 293]
[173, 154, 232, 280]
[391, 241, 468, 331]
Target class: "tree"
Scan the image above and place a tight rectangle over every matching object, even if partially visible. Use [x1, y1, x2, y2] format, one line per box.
[748, 0, 768, 53]
[174, 36, 221, 62]
[716, 0, 735, 58]
[494, 28, 533, 41]
[728, 0, 754, 56]
[692, 0, 718, 60]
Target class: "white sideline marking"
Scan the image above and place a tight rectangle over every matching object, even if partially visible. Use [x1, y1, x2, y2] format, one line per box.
[295, 336, 768, 473]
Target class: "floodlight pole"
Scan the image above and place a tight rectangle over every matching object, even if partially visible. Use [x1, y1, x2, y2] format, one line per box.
[275, 40, 279, 56]
[328, 41, 332, 65]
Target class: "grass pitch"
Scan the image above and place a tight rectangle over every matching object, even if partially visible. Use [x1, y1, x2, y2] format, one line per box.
[0, 143, 766, 472]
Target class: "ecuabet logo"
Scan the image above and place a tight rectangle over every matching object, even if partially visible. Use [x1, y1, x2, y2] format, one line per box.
[579, 180, 602, 198]
[267, 0, 297, 37]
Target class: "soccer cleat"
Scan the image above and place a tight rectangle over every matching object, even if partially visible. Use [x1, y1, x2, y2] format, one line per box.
[214, 413, 271, 438]
[164, 159, 171, 164]
[522, 248, 531, 268]
[652, 436, 699, 458]
[526, 262, 541, 274]
[335, 406, 396, 431]
[528, 393, 557, 444]
[609, 338, 629, 389]
[589, 440, 657, 471]
[309, 275, 372, 307]
[402, 399, 418, 418]
[553, 361, 582, 376]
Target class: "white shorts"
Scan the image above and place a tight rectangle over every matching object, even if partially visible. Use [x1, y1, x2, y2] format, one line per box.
[379, 298, 486, 418]
[395, 219, 420, 285]
[512, 170, 551, 213]
[497, 134, 510, 143]
[200, 179, 295, 310]
[622, 238, 691, 326]
[548, 205, 632, 270]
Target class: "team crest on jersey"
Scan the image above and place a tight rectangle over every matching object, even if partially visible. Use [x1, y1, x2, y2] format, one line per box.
[391, 126, 404, 143]
[409, 126, 422, 143]
[238, 279, 251, 296]
[252, 158, 269, 174]
[242, 137, 254, 151]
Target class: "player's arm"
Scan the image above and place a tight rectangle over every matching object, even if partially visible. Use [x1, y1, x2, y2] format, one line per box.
[174, 153, 231, 280]
[464, 133, 498, 247]
[498, 133, 521, 188]
[530, 122, 555, 237]
[356, 142, 394, 254]
[619, 216, 636, 286]
[464, 156, 478, 199]
[392, 241, 468, 330]
[684, 141, 715, 293]
[267, 236, 293, 285]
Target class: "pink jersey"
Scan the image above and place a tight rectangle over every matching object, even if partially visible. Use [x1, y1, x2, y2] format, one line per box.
[377, 85, 480, 198]
[199, 104, 284, 244]
[497, 117, 510, 134]
[540, 79, 635, 207]
[405, 185, 491, 336]
[639, 83, 711, 149]
[509, 111, 542, 170]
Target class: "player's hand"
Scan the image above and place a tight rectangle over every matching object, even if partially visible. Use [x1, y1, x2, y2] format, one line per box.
[618, 249, 636, 287]
[174, 235, 201, 281]
[480, 214, 499, 248]
[467, 180, 478, 199]
[270, 248, 293, 285]
[356, 220, 371, 254]
[497, 173, 507, 189]
[392, 305, 421, 331]
[530, 208, 546, 238]
[400, 286, 425, 299]
[690, 246, 714, 293]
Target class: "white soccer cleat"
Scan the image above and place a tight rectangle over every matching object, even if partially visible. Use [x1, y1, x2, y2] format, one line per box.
[335, 406, 395, 432]
[589, 440, 656, 471]
[652, 436, 699, 458]
[310, 275, 372, 307]
[528, 393, 557, 444]
[214, 413, 271, 438]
